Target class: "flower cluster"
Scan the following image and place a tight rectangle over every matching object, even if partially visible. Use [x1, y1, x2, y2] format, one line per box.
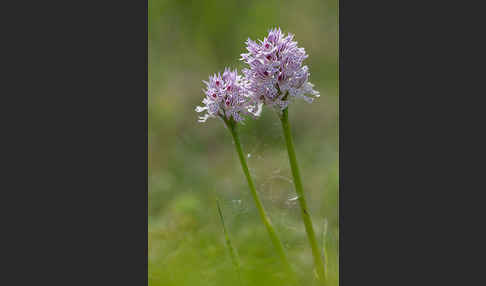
[196, 68, 260, 123]
[241, 28, 319, 111]
[197, 28, 318, 123]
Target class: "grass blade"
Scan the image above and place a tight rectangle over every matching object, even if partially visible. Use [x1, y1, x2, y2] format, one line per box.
[216, 198, 242, 285]
[320, 218, 329, 278]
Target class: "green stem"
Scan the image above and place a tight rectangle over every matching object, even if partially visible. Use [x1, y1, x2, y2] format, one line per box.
[223, 117, 298, 285]
[279, 108, 327, 284]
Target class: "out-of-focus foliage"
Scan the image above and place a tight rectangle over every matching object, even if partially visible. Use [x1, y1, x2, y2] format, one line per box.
[149, 0, 338, 285]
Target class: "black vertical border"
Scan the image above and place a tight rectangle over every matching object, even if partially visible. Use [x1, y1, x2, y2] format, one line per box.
[338, 0, 459, 284]
[11, 0, 152, 284]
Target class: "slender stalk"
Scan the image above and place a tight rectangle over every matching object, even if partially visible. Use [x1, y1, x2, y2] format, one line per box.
[223, 117, 298, 285]
[279, 108, 326, 284]
[320, 218, 329, 279]
[216, 198, 242, 285]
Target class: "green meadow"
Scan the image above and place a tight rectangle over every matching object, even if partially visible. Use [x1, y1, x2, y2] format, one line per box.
[149, 1, 338, 285]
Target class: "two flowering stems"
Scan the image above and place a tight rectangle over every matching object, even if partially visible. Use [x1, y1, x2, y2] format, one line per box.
[196, 28, 326, 284]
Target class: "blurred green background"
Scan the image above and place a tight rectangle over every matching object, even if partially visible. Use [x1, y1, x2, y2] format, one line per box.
[149, 0, 338, 285]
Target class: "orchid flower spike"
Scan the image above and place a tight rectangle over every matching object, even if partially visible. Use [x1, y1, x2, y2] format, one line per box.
[240, 27, 320, 111]
[196, 68, 262, 123]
